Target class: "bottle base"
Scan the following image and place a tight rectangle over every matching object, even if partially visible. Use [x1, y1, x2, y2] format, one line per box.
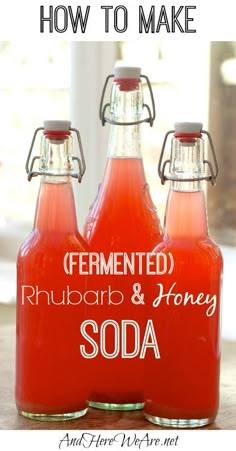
[144, 412, 215, 428]
[20, 408, 88, 422]
[88, 401, 144, 411]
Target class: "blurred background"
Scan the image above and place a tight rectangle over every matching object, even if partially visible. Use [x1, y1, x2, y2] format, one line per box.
[0, 41, 235, 340]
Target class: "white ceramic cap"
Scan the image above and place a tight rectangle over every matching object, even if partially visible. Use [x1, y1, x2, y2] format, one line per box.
[174, 122, 203, 134]
[43, 120, 71, 131]
[114, 62, 141, 79]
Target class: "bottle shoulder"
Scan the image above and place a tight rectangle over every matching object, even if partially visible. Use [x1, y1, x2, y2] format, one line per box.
[152, 236, 223, 266]
[84, 158, 162, 245]
[17, 229, 88, 259]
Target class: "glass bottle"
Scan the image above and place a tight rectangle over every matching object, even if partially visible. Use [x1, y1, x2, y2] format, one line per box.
[15, 120, 88, 421]
[83, 65, 162, 411]
[144, 122, 223, 427]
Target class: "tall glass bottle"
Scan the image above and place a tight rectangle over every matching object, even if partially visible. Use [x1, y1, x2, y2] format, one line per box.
[83, 65, 162, 410]
[144, 122, 223, 427]
[16, 120, 88, 421]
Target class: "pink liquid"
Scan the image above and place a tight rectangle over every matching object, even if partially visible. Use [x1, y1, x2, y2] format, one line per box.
[83, 158, 162, 405]
[164, 190, 208, 238]
[16, 182, 88, 415]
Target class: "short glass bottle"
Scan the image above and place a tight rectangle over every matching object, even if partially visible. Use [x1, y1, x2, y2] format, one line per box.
[144, 122, 223, 428]
[15, 120, 88, 421]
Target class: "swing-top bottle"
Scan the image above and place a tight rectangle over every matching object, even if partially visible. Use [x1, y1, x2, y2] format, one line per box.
[16, 120, 88, 421]
[144, 122, 223, 427]
[83, 64, 162, 411]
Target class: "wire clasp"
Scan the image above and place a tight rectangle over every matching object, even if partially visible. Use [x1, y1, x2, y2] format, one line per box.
[158, 129, 219, 186]
[26, 127, 86, 183]
[99, 74, 156, 127]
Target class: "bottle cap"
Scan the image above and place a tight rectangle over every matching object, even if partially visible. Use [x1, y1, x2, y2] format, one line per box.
[114, 63, 141, 79]
[174, 122, 203, 134]
[43, 120, 71, 132]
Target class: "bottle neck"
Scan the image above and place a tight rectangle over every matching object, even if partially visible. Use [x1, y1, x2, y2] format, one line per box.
[34, 181, 78, 233]
[169, 135, 204, 192]
[34, 133, 78, 232]
[107, 78, 143, 159]
[108, 123, 142, 159]
[164, 136, 209, 239]
[39, 131, 74, 177]
[164, 190, 208, 239]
